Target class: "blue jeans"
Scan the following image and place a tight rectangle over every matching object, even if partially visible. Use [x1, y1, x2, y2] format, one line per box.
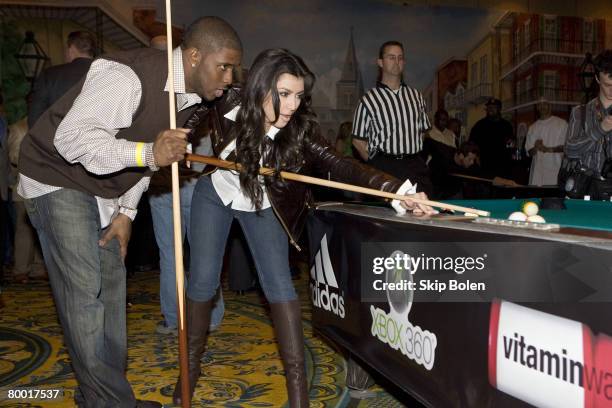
[188, 176, 297, 303]
[25, 189, 135, 407]
[148, 179, 224, 329]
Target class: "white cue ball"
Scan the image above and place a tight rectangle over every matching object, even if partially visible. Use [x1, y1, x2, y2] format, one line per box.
[508, 211, 528, 221]
[527, 215, 546, 223]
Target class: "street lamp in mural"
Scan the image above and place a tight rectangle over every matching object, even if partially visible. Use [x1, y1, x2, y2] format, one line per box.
[578, 52, 597, 104]
[14, 31, 49, 85]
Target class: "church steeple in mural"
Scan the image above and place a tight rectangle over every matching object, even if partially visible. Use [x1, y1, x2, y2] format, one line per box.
[336, 27, 363, 111]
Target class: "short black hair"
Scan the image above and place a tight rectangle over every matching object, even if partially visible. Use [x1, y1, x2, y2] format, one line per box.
[337, 121, 352, 141]
[594, 50, 612, 77]
[434, 109, 449, 120]
[457, 141, 480, 157]
[182, 16, 242, 55]
[67, 31, 96, 57]
[378, 40, 403, 59]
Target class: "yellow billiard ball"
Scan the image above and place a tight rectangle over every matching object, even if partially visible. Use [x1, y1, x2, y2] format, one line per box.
[522, 201, 539, 217]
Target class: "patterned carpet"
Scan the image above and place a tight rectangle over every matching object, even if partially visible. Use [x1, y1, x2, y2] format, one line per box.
[0, 271, 407, 407]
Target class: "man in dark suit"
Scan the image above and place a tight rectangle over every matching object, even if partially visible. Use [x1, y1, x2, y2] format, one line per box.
[469, 98, 514, 178]
[425, 138, 480, 199]
[28, 31, 96, 128]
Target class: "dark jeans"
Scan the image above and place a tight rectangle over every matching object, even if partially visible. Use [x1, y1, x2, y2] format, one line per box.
[369, 153, 433, 197]
[188, 176, 297, 303]
[25, 189, 136, 407]
[0, 198, 7, 281]
[148, 179, 225, 329]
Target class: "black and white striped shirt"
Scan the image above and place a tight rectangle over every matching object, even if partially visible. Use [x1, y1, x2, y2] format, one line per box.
[352, 82, 431, 158]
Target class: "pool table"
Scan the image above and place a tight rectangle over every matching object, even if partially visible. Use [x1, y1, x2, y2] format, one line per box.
[444, 198, 612, 237]
[307, 200, 612, 408]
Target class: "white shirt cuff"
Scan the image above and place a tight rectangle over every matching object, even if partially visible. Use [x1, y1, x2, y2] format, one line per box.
[118, 206, 138, 221]
[145, 143, 158, 171]
[391, 178, 417, 215]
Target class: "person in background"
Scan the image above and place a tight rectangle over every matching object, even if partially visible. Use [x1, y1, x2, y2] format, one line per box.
[0, 91, 9, 285]
[149, 35, 167, 51]
[334, 121, 364, 200]
[564, 50, 612, 199]
[525, 98, 567, 186]
[146, 34, 226, 336]
[469, 98, 514, 178]
[334, 121, 356, 158]
[427, 109, 456, 148]
[352, 40, 432, 195]
[448, 117, 463, 144]
[8, 94, 46, 283]
[29, 31, 96, 128]
[425, 138, 480, 199]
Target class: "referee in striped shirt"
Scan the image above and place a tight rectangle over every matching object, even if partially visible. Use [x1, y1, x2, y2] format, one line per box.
[352, 40, 433, 195]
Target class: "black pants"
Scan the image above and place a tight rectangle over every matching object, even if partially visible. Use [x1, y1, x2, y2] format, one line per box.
[0, 199, 7, 282]
[588, 177, 612, 201]
[369, 153, 433, 197]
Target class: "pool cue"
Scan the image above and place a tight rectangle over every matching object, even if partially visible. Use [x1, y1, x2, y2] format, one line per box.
[164, 1, 189, 407]
[449, 173, 525, 187]
[186, 154, 491, 217]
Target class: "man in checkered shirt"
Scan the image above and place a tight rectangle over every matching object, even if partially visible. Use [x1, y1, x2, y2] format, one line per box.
[17, 17, 242, 408]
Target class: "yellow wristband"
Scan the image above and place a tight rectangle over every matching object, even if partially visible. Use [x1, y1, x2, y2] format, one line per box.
[135, 142, 145, 167]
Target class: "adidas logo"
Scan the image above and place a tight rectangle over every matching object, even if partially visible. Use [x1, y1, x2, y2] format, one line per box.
[310, 234, 345, 318]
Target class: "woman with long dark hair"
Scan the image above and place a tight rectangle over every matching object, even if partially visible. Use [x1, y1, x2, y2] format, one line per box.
[173, 48, 434, 406]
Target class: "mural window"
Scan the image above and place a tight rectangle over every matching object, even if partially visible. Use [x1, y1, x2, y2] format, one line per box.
[543, 71, 558, 91]
[583, 20, 594, 52]
[471, 62, 478, 84]
[543, 17, 557, 40]
[514, 30, 520, 58]
[480, 55, 488, 83]
[525, 75, 532, 92]
[457, 86, 464, 104]
[524, 20, 531, 49]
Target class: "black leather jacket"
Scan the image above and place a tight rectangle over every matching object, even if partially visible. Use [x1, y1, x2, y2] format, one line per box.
[185, 87, 403, 249]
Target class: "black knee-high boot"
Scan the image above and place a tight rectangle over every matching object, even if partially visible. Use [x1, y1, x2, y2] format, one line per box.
[270, 300, 309, 407]
[172, 297, 213, 406]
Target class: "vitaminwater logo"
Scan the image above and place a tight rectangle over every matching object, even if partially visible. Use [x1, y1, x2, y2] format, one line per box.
[502, 332, 612, 400]
[310, 234, 345, 318]
[371, 250, 437, 370]
[491, 300, 612, 407]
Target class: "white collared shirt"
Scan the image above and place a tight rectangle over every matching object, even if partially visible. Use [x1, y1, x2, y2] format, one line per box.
[210, 106, 280, 211]
[525, 115, 568, 186]
[428, 126, 456, 148]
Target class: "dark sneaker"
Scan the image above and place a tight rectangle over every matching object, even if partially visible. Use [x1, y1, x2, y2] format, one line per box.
[155, 322, 177, 335]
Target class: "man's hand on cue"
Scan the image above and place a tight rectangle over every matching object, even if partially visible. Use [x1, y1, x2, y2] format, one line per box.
[401, 192, 437, 215]
[492, 176, 520, 187]
[153, 128, 190, 167]
[99, 213, 132, 261]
